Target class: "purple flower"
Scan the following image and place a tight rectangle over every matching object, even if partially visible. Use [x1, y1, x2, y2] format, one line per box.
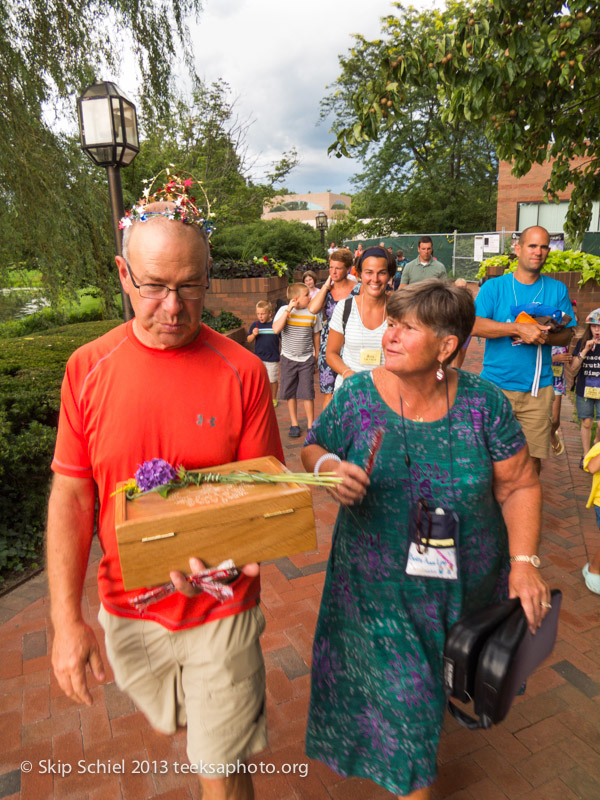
[135, 458, 176, 492]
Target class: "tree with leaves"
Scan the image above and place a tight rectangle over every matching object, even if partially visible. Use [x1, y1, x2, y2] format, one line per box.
[322, 3, 498, 235]
[1, 0, 202, 311]
[328, 0, 600, 240]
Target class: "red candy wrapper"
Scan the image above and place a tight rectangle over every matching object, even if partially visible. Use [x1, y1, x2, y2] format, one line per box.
[365, 428, 384, 477]
[129, 560, 239, 611]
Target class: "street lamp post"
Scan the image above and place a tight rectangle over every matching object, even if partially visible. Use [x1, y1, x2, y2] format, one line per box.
[315, 212, 328, 257]
[77, 81, 140, 321]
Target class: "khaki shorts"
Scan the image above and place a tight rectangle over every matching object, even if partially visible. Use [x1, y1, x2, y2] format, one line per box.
[262, 360, 280, 383]
[98, 604, 267, 772]
[502, 384, 554, 459]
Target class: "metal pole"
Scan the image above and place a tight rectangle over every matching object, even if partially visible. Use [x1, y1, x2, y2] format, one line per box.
[452, 229, 457, 278]
[320, 229, 326, 257]
[106, 165, 134, 321]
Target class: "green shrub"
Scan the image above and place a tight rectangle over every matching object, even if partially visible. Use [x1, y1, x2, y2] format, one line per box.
[297, 258, 327, 272]
[211, 257, 292, 281]
[0, 304, 112, 338]
[0, 320, 120, 580]
[477, 250, 600, 283]
[202, 309, 242, 332]
[211, 219, 321, 264]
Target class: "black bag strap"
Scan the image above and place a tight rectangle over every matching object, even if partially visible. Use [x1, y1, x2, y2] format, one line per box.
[341, 296, 353, 335]
[446, 697, 491, 730]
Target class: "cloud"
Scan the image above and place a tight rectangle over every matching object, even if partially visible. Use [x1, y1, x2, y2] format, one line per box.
[189, 0, 407, 193]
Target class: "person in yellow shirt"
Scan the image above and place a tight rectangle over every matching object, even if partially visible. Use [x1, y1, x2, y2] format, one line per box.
[582, 443, 600, 594]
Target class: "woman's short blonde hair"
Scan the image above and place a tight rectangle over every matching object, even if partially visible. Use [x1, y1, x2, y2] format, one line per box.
[386, 279, 475, 362]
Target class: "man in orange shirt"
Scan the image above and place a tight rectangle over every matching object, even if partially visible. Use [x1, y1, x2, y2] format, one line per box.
[47, 193, 283, 800]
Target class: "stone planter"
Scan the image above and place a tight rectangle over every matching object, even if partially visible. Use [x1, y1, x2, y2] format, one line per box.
[206, 275, 289, 330]
[484, 265, 506, 280]
[221, 325, 248, 347]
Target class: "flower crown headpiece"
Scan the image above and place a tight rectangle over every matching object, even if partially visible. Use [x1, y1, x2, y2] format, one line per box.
[119, 168, 215, 236]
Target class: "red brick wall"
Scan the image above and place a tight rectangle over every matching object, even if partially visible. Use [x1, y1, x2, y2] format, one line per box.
[205, 276, 289, 331]
[496, 157, 589, 231]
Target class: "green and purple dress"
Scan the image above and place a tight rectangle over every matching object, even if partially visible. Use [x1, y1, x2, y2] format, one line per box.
[304, 369, 526, 795]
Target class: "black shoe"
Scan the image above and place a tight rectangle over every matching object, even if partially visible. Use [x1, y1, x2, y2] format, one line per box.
[288, 425, 301, 438]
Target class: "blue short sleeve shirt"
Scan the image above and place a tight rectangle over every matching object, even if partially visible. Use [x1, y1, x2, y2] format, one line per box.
[475, 272, 576, 392]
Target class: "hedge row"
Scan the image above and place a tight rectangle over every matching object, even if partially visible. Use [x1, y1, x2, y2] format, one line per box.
[0, 320, 121, 579]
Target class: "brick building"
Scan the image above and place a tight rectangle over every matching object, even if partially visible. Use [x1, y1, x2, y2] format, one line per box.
[496, 158, 600, 233]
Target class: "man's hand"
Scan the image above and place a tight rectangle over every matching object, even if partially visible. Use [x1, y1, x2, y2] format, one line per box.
[170, 557, 259, 597]
[512, 323, 551, 345]
[52, 621, 106, 706]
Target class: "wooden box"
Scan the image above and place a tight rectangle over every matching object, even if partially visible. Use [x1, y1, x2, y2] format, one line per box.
[115, 456, 317, 590]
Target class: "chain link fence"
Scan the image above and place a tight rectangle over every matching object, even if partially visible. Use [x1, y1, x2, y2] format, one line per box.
[344, 231, 600, 281]
[451, 230, 515, 280]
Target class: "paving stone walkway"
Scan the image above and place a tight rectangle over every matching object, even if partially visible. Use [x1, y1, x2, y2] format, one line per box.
[1, 338, 599, 799]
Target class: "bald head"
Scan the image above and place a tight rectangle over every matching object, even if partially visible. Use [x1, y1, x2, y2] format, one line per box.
[518, 225, 550, 245]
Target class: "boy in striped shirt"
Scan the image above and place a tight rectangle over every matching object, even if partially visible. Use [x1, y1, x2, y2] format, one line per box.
[272, 283, 322, 438]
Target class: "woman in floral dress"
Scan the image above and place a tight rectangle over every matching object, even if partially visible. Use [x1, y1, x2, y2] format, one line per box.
[301, 280, 551, 798]
[309, 248, 360, 409]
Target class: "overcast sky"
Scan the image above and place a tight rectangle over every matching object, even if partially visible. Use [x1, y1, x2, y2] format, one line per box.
[188, 0, 441, 196]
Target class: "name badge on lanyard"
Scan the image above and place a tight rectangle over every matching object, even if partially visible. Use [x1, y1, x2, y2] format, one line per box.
[360, 348, 381, 366]
[405, 501, 460, 581]
[406, 538, 459, 580]
[552, 365, 563, 378]
[584, 386, 600, 400]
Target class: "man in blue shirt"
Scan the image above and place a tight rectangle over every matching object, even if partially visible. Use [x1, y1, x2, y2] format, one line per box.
[474, 225, 576, 472]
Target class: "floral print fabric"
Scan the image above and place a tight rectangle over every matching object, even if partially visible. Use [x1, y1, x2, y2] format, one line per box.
[304, 369, 526, 795]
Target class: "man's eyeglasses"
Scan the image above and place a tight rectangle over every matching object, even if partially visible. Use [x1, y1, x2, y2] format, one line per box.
[125, 261, 206, 300]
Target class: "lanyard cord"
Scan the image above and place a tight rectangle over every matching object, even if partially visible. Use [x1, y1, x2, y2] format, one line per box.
[512, 274, 544, 307]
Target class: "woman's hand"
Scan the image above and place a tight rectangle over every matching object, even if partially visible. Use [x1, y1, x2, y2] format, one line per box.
[508, 563, 552, 634]
[330, 461, 370, 506]
[301, 445, 369, 505]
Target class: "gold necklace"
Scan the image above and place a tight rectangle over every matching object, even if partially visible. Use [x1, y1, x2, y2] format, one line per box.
[402, 396, 424, 423]
[400, 385, 445, 423]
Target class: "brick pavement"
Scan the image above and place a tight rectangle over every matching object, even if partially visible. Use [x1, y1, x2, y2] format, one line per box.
[0, 338, 599, 799]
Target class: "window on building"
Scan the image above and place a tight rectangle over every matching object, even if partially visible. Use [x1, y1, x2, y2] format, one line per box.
[517, 200, 600, 232]
[331, 202, 349, 210]
[268, 200, 325, 212]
